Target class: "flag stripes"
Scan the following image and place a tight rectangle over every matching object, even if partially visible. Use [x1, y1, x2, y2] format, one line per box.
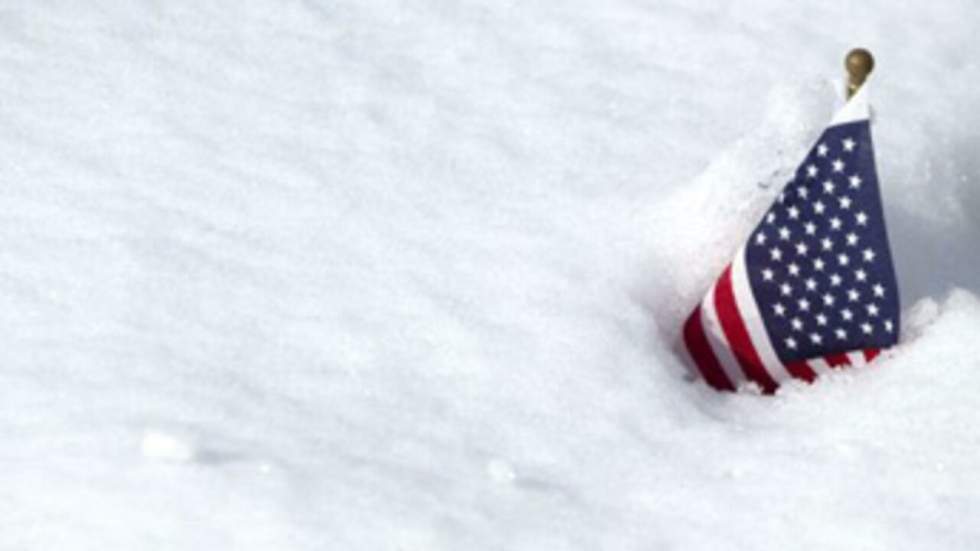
[683, 248, 883, 393]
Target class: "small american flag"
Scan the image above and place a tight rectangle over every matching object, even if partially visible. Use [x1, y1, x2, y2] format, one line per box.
[683, 84, 899, 393]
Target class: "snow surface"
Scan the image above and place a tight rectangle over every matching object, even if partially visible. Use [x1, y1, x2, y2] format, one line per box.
[2, 2, 979, 549]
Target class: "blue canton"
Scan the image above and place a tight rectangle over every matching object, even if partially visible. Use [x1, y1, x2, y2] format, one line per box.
[745, 120, 900, 362]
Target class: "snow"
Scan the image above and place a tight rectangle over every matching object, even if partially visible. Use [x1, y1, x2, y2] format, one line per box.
[1, 1, 978, 549]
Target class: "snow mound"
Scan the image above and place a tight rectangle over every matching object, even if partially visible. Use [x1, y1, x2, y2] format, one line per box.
[1, 2, 978, 550]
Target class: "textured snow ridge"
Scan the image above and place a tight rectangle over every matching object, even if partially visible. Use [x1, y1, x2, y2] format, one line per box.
[1, 2, 979, 550]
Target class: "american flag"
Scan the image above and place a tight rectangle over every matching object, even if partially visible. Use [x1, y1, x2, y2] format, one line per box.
[683, 84, 900, 393]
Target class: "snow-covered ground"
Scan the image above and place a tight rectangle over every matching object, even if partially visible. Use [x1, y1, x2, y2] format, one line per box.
[2, 2, 979, 549]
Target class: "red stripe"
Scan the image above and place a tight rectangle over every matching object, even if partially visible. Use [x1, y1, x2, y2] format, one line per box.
[784, 361, 817, 383]
[714, 266, 778, 394]
[864, 348, 880, 363]
[825, 353, 851, 368]
[683, 306, 735, 392]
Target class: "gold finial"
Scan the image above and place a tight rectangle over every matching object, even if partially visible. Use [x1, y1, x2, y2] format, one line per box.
[845, 48, 875, 99]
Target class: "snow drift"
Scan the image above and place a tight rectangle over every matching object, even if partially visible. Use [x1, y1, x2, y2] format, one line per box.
[1, 1, 978, 549]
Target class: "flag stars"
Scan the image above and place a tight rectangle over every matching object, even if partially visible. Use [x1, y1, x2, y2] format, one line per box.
[745, 130, 894, 361]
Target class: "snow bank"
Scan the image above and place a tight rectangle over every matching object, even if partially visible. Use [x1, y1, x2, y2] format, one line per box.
[0, 1, 978, 549]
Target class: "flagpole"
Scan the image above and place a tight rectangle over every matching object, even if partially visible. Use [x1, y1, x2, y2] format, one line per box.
[845, 48, 874, 99]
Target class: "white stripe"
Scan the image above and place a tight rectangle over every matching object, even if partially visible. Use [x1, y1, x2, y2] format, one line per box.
[847, 352, 867, 368]
[829, 76, 871, 127]
[700, 281, 747, 388]
[807, 358, 834, 377]
[730, 247, 794, 382]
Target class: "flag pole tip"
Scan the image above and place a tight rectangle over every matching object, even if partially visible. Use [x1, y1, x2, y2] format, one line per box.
[845, 48, 874, 98]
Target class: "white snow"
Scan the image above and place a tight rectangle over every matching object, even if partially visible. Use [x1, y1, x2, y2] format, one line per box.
[1, 2, 979, 549]
[141, 430, 195, 463]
